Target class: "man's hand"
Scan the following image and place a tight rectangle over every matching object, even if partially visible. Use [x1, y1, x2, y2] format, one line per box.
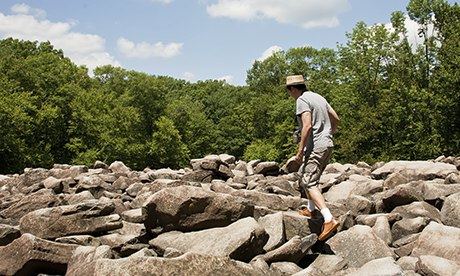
[294, 152, 303, 163]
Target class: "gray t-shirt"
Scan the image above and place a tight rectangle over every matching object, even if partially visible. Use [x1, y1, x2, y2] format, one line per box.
[296, 91, 334, 154]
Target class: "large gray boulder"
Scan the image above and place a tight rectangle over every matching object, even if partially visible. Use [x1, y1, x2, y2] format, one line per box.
[0, 189, 60, 224]
[66, 245, 112, 276]
[411, 222, 460, 263]
[391, 217, 431, 241]
[211, 182, 305, 211]
[149, 217, 268, 262]
[0, 233, 78, 275]
[371, 160, 457, 180]
[19, 200, 122, 239]
[92, 252, 266, 276]
[252, 234, 317, 264]
[441, 192, 460, 227]
[391, 201, 441, 223]
[326, 225, 395, 268]
[292, 254, 347, 276]
[0, 224, 21, 246]
[416, 255, 460, 276]
[348, 257, 404, 276]
[258, 212, 285, 251]
[142, 185, 253, 233]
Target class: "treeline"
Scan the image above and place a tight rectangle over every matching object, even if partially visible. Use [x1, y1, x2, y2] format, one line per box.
[0, 0, 459, 174]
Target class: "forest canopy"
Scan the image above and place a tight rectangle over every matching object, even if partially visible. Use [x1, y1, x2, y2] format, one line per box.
[0, 0, 458, 174]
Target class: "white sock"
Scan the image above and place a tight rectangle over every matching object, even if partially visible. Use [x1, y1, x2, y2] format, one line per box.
[307, 200, 316, 211]
[320, 208, 333, 223]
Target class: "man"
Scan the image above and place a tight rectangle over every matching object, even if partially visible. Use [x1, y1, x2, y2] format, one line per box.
[286, 75, 340, 241]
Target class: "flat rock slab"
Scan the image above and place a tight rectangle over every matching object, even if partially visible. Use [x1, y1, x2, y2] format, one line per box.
[0, 233, 78, 275]
[416, 255, 460, 276]
[66, 245, 112, 276]
[149, 217, 268, 262]
[348, 257, 403, 276]
[411, 221, 460, 263]
[371, 161, 457, 180]
[326, 225, 395, 268]
[441, 192, 460, 227]
[0, 189, 59, 224]
[19, 200, 122, 239]
[143, 185, 253, 233]
[92, 252, 266, 276]
[293, 254, 347, 276]
[0, 224, 21, 246]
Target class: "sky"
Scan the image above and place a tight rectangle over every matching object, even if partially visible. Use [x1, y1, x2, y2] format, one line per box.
[0, 0, 457, 85]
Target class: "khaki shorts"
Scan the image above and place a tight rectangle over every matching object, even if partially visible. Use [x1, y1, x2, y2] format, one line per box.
[298, 147, 332, 191]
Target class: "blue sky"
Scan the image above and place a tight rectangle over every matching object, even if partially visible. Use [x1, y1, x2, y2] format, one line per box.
[0, 0, 456, 85]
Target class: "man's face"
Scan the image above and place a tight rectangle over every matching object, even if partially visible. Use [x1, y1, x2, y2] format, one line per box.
[286, 86, 298, 99]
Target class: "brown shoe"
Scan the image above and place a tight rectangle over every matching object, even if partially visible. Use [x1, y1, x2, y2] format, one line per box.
[318, 219, 339, 241]
[298, 207, 313, 217]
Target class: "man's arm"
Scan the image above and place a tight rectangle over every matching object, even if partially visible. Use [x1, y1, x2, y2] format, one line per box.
[328, 106, 340, 134]
[295, 111, 312, 162]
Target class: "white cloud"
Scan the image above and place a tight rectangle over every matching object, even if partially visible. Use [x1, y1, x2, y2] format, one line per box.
[258, 45, 283, 61]
[216, 75, 234, 84]
[0, 4, 120, 72]
[117, 37, 183, 59]
[182, 72, 195, 82]
[385, 15, 436, 51]
[206, 0, 350, 29]
[11, 3, 46, 19]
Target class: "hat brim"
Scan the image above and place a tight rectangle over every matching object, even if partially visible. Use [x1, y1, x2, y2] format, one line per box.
[286, 81, 305, 86]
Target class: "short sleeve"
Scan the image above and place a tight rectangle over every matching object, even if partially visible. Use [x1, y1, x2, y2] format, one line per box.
[296, 98, 311, 116]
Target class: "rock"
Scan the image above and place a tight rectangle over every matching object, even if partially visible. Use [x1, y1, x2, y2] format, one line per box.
[344, 194, 374, 215]
[64, 191, 95, 205]
[441, 192, 460, 227]
[420, 182, 460, 201]
[324, 178, 383, 202]
[258, 212, 285, 251]
[293, 254, 347, 276]
[416, 255, 460, 276]
[146, 168, 183, 180]
[396, 256, 419, 271]
[371, 161, 457, 180]
[0, 189, 60, 224]
[55, 235, 102, 246]
[92, 252, 265, 275]
[348, 257, 403, 276]
[126, 182, 144, 197]
[255, 178, 300, 197]
[19, 200, 122, 239]
[0, 233, 78, 275]
[112, 176, 132, 191]
[281, 156, 302, 174]
[76, 175, 113, 195]
[282, 211, 322, 240]
[384, 172, 410, 189]
[143, 185, 253, 234]
[270, 262, 302, 275]
[99, 221, 146, 249]
[326, 225, 395, 268]
[411, 222, 460, 263]
[211, 182, 305, 211]
[182, 170, 214, 183]
[129, 247, 158, 258]
[94, 160, 109, 169]
[381, 185, 424, 212]
[42, 176, 64, 193]
[0, 224, 21, 245]
[108, 161, 131, 175]
[253, 234, 317, 264]
[391, 217, 431, 241]
[393, 233, 420, 258]
[254, 162, 280, 175]
[219, 154, 236, 164]
[149, 217, 268, 262]
[49, 165, 88, 179]
[391, 201, 441, 223]
[355, 213, 402, 227]
[66, 245, 112, 276]
[121, 208, 146, 223]
[445, 173, 460, 184]
[372, 216, 392, 245]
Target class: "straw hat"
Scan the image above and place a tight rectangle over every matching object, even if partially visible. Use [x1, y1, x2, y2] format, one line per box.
[286, 75, 305, 86]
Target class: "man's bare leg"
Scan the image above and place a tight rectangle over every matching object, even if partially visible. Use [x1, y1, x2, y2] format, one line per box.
[307, 186, 339, 241]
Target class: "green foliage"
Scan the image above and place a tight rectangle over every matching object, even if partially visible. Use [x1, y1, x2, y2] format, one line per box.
[0, 0, 458, 173]
[147, 116, 189, 168]
[244, 140, 279, 161]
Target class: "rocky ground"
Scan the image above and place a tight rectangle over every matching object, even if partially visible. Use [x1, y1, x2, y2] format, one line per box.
[0, 154, 459, 276]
